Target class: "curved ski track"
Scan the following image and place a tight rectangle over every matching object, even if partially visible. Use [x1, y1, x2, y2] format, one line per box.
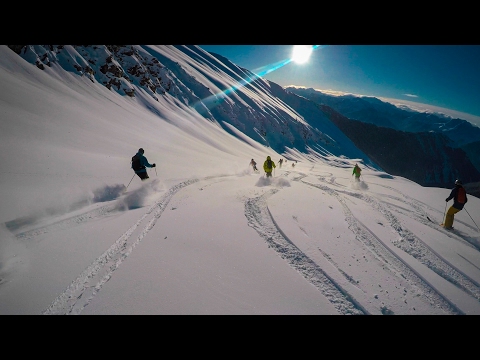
[246, 172, 457, 314]
[301, 175, 480, 310]
[30, 170, 478, 315]
[244, 189, 366, 315]
[357, 183, 480, 293]
[369, 182, 480, 250]
[42, 179, 199, 315]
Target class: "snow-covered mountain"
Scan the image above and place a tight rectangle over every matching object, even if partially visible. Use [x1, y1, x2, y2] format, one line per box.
[7, 45, 375, 167]
[7, 45, 480, 194]
[285, 86, 480, 190]
[321, 104, 480, 188]
[285, 86, 480, 148]
[2, 45, 480, 315]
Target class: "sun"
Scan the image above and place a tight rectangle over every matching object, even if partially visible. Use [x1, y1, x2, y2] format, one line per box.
[291, 45, 313, 64]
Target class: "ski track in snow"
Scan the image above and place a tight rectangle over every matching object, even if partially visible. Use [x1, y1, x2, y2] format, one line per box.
[293, 176, 457, 314]
[244, 189, 366, 315]
[362, 183, 480, 292]
[15, 204, 118, 242]
[302, 175, 480, 311]
[371, 183, 480, 250]
[8, 170, 479, 315]
[42, 179, 199, 315]
[264, 171, 458, 314]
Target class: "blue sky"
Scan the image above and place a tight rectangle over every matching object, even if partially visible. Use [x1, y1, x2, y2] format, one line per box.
[199, 45, 480, 127]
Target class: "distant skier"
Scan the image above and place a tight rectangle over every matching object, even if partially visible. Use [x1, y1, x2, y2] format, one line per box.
[352, 163, 362, 181]
[131, 148, 156, 180]
[250, 158, 258, 172]
[442, 179, 468, 230]
[278, 158, 283, 168]
[263, 156, 276, 177]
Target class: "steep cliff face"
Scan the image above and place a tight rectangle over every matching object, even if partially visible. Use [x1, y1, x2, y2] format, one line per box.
[6, 45, 373, 164]
[320, 104, 480, 188]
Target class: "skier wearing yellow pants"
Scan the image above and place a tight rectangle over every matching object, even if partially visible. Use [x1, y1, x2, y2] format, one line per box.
[443, 180, 468, 230]
[263, 156, 276, 177]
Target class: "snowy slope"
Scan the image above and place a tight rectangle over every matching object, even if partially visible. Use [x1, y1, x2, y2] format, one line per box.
[1, 45, 480, 315]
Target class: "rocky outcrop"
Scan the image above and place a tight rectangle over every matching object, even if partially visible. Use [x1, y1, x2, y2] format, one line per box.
[7, 45, 367, 163]
[7, 45, 171, 99]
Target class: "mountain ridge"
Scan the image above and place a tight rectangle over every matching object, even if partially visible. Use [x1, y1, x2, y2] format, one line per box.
[285, 86, 480, 148]
[7, 45, 480, 197]
[319, 104, 480, 188]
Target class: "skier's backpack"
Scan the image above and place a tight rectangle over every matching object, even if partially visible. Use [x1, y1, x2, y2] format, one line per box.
[131, 154, 143, 171]
[457, 187, 467, 204]
[266, 159, 272, 169]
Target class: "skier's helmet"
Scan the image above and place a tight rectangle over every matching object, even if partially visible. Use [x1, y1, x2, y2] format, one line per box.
[138, 148, 144, 154]
[455, 179, 462, 185]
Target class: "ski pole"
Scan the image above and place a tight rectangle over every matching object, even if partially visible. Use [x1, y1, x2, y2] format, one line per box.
[155, 167, 157, 177]
[126, 174, 135, 190]
[464, 207, 480, 232]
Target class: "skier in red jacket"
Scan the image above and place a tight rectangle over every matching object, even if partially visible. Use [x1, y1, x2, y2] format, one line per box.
[443, 179, 468, 229]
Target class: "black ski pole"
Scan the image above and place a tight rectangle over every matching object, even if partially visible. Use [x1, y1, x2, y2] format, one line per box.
[464, 207, 480, 232]
[155, 167, 157, 177]
[126, 174, 135, 190]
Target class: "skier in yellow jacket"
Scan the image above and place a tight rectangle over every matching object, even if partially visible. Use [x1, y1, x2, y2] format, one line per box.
[263, 156, 276, 177]
[352, 163, 362, 181]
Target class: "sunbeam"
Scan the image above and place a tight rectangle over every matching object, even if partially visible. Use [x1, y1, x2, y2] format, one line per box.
[193, 45, 326, 112]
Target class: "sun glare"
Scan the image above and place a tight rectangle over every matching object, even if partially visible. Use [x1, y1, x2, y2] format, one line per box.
[291, 45, 313, 64]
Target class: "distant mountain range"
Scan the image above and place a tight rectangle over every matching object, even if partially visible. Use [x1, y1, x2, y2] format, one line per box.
[284, 87, 480, 145]
[7, 45, 480, 198]
[285, 86, 480, 195]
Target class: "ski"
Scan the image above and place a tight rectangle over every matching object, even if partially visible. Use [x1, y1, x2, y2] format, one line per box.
[428, 216, 454, 231]
[439, 223, 454, 230]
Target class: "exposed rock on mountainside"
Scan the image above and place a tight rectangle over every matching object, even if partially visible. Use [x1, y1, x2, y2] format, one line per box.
[7, 45, 480, 196]
[7, 45, 375, 167]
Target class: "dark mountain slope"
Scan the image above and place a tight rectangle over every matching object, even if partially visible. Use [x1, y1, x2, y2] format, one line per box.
[287, 87, 480, 142]
[320, 104, 480, 188]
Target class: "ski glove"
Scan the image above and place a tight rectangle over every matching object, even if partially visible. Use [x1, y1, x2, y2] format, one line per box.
[152, 163, 156, 167]
[445, 198, 448, 202]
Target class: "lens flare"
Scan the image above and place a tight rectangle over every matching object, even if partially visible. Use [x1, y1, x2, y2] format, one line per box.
[292, 45, 313, 64]
[194, 45, 325, 112]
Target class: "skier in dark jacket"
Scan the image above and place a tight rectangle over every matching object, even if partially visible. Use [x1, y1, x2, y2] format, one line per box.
[250, 159, 258, 172]
[443, 179, 468, 229]
[132, 148, 156, 180]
